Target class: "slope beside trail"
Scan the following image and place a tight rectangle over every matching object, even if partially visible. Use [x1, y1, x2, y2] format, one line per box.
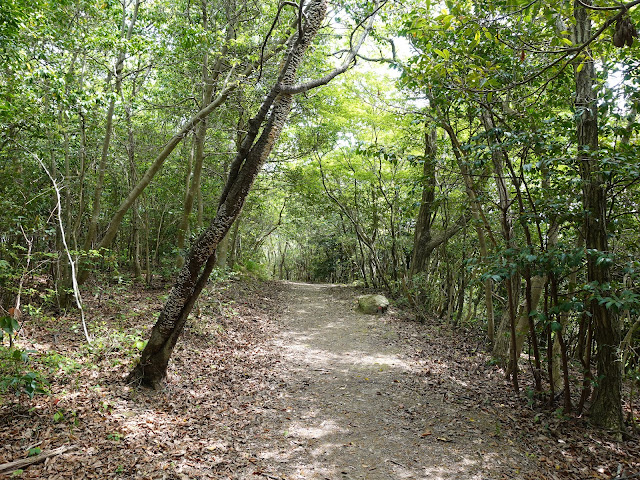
[240, 281, 540, 480]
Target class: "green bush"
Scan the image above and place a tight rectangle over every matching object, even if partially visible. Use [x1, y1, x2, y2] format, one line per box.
[241, 260, 270, 280]
[0, 347, 48, 400]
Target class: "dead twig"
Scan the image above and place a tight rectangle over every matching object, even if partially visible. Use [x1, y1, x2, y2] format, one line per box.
[0, 445, 79, 474]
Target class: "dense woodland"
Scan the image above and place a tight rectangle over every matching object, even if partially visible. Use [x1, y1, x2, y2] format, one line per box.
[1, 0, 640, 457]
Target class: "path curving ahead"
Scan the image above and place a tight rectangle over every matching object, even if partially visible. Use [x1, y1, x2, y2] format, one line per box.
[242, 282, 538, 480]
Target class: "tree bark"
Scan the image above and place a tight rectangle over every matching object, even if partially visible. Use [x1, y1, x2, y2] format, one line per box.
[410, 128, 437, 276]
[574, 0, 624, 433]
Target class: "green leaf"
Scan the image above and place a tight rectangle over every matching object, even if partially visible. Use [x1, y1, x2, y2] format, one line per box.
[27, 447, 41, 457]
[441, 14, 454, 29]
[550, 321, 562, 332]
[12, 349, 29, 363]
[434, 48, 450, 60]
[0, 316, 19, 335]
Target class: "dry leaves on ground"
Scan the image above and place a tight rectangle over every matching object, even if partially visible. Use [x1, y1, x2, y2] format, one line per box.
[0, 277, 638, 479]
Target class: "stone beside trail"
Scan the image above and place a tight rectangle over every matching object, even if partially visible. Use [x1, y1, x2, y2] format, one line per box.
[239, 282, 540, 480]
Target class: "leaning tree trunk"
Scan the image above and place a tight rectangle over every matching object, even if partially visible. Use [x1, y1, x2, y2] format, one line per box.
[128, 0, 329, 388]
[441, 119, 496, 343]
[574, 0, 623, 433]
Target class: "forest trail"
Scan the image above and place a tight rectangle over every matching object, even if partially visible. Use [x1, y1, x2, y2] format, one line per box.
[2, 279, 562, 480]
[242, 282, 539, 480]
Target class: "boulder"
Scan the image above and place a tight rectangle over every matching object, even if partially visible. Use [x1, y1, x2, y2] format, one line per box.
[357, 294, 389, 314]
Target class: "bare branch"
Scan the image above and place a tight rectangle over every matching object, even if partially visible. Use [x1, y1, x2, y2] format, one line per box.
[257, 1, 299, 82]
[0, 445, 78, 474]
[22, 145, 91, 343]
[298, 0, 305, 42]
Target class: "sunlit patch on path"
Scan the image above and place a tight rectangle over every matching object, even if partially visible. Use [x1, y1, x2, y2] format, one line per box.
[242, 282, 539, 480]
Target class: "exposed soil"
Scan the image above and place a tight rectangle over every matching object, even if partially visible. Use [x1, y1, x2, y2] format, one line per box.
[0, 278, 638, 479]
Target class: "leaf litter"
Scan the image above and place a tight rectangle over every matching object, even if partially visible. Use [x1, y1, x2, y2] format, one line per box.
[0, 278, 637, 479]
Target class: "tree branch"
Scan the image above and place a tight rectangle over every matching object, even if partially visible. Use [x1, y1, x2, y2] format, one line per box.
[576, 0, 639, 11]
[463, 0, 640, 95]
[252, 197, 288, 250]
[423, 213, 470, 253]
[280, 1, 384, 95]
[0, 445, 78, 474]
[257, 1, 300, 82]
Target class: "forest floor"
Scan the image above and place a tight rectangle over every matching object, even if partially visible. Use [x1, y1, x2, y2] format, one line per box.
[0, 276, 639, 479]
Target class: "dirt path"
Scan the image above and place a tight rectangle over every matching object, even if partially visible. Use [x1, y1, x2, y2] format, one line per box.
[5, 278, 637, 479]
[244, 282, 539, 480]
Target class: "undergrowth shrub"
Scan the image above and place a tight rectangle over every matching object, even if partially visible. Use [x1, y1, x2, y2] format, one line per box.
[0, 347, 48, 400]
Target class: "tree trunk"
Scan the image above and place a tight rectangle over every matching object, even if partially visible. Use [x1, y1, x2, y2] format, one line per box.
[176, 2, 231, 269]
[129, 0, 330, 388]
[482, 111, 520, 390]
[503, 275, 545, 375]
[126, 104, 142, 279]
[440, 120, 496, 343]
[175, 137, 196, 269]
[407, 125, 467, 298]
[215, 231, 230, 269]
[410, 128, 437, 276]
[175, 115, 207, 270]
[228, 216, 241, 269]
[72, 108, 87, 248]
[552, 256, 576, 392]
[144, 206, 152, 285]
[574, 0, 623, 433]
[84, 0, 141, 252]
